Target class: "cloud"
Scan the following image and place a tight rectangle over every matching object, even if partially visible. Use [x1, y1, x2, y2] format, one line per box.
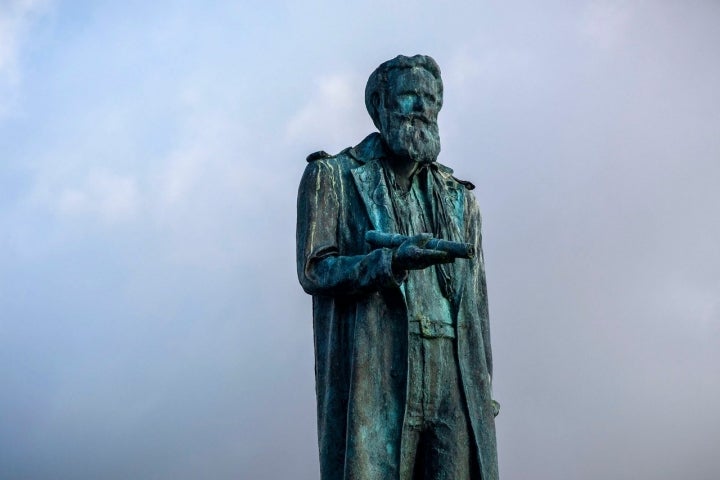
[285, 73, 371, 153]
[0, 0, 51, 114]
[23, 167, 140, 226]
[3, 1, 719, 479]
[54, 170, 140, 223]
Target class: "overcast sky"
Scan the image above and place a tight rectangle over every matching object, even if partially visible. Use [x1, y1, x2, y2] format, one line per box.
[1, 1, 719, 479]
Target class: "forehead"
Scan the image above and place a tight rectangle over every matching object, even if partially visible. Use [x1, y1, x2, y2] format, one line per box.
[387, 67, 439, 95]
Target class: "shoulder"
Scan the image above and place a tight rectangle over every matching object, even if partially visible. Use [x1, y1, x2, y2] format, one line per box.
[433, 162, 476, 191]
[304, 133, 377, 172]
[305, 147, 358, 169]
[303, 132, 384, 174]
[433, 162, 482, 218]
[305, 150, 332, 162]
[301, 146, 361, 186]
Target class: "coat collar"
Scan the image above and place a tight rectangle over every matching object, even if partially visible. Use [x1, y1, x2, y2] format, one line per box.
[348, 132, 456, 176]
[348, 132, 465, 235]
[348, 134, 397, 233]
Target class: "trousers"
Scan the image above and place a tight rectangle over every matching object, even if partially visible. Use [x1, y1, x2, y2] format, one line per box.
[400, 334, 479, 480]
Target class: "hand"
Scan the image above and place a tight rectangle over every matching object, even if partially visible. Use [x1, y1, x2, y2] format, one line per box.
[491, 399, 500, 417]
[392, 233, 454, 272]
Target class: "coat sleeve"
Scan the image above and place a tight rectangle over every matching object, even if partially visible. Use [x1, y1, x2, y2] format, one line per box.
[296, 160, 405, 296]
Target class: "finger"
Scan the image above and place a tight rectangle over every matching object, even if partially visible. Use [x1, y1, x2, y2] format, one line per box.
[405, 245, 428, 260]
[402, 246, 446, 265]
[418, 249, 453, 264]
[408, 232, 432, 248]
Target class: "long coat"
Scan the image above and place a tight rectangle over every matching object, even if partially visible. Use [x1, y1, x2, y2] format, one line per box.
[296, 132, 498, 480]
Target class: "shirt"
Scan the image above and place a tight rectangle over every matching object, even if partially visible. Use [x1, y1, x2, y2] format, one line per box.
[384, 162, 455, 339]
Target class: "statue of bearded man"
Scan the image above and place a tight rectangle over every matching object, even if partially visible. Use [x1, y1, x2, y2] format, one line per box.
[297, 54, 500, 480]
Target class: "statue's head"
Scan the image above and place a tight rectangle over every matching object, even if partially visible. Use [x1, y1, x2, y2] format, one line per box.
[365, 54, 443, 164]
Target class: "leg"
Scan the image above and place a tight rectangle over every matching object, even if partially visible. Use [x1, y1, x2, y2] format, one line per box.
[420, 337, 478, 480]
[401, 333, 425, 480]
[423, 408, 474, 480]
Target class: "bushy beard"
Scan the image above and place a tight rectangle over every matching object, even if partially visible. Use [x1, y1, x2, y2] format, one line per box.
[381, 115, 441, 164]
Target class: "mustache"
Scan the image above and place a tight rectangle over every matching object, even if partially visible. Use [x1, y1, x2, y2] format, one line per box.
[392, 113, 434, 126]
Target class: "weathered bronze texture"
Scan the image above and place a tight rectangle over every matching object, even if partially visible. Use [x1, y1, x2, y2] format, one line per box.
[296, 54, 499, 480]
[365, 230, 475, 260]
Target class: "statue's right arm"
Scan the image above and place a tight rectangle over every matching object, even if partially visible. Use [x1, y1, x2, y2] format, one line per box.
[296, 160, 405, 296]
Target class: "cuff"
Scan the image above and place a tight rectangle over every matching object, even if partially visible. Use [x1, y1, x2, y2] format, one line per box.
[378, 248, 407, 288]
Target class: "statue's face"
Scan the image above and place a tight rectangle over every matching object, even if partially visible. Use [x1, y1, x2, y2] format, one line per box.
[379, 67, 442, 164]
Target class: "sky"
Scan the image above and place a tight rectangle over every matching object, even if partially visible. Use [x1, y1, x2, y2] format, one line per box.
[1, 0, 719, 479]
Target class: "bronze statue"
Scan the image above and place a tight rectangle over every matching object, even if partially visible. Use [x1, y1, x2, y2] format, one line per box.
[297, 54, 499, 480]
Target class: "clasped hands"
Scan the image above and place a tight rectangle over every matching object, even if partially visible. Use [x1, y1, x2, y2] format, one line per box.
[391, 233, 455, 274]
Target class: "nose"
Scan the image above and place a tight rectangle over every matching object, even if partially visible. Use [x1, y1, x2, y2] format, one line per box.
[412, 95, 426, 113]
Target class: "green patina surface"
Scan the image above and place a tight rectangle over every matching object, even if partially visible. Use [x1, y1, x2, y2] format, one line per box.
[297, 55, 499, 480]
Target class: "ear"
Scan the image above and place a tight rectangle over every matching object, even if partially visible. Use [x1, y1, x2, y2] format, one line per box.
[371, 92, 382, 115]
[371, 92, 383, 129]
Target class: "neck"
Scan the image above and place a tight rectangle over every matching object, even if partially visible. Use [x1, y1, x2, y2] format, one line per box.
[386, 154, 418, 192]
[379, 135, 419, 191]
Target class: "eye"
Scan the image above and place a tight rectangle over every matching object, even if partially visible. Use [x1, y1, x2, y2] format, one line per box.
[396, 94, 415, 110]
[424, 93, 438, 105]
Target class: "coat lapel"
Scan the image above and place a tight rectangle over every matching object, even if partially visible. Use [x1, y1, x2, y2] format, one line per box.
[350, 159, 398, 233]
[432, 164, 466, 238]
[347, 132, 466, 239]
[429, 164, 468, 309]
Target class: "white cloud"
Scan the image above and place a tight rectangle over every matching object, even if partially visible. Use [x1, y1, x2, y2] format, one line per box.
[142, 100, 278, 268]
[151, 101, 253, 213]
[156, 147, 203, 209]
[285, 73, 370, 152]
[55, 170, 140, 223]
[0, 0, 51, 113]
